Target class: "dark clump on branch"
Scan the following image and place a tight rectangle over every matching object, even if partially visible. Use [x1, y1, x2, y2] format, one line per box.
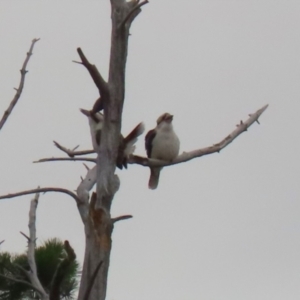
[49, 240, 77, 300]
[91, 96, 104, 114]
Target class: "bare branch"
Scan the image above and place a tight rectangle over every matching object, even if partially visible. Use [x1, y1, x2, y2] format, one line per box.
[76, 48, 109, 103]
[53, 141, 94, 157]
[83, 163, 90, 171]
[72, 145, 79, 151]
[119, 0, 149, 29]
[129, 104, 269, 167]
[34, 157, 96, 164]
[72, 60, 83, 65]
[25, 192, 49, 300]
[0, 273, 45, 295]
[20, 231, 30, 241]
[0, 187, 80, 204]
[0, 240, 4, 246]
[0, 38, 40, 132]
[112, 215, 133, 223]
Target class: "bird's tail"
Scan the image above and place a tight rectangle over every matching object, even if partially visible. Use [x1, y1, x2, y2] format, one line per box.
[123, 122, 145, 156]
[116, 122, 145, 169]
[149, 167, 162, 190]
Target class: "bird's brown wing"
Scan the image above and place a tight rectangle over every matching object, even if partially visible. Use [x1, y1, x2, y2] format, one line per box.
[117, 135, 126, 170]
[145, 129, 156, 158]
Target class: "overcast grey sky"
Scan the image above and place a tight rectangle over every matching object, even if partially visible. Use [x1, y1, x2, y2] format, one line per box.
[0, 1, 299, 299]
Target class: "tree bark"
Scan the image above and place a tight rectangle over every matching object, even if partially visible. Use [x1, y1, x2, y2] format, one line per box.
[78, 217, 113, 300]
[77, 1, 145, 299]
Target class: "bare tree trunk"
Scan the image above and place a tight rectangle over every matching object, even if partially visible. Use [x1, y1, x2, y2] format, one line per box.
[77, 1, 146, 299]
[78, 217, 113, 300]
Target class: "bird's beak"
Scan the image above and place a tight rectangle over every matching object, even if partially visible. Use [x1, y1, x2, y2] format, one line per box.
[166, 114, 173, 121]
[80, 108, 90, 117]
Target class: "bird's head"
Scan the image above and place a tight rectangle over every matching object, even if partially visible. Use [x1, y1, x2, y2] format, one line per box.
[156, 113, 174, 125]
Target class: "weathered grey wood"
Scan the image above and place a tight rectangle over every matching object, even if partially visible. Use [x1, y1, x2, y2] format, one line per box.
[26, 193, 50, 300]
[77, 2, 146, 298]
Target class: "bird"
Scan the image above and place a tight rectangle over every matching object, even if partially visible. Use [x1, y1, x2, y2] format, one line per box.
[80, 109, 104, 152]
[80, 109, 145, 169]
[145, 113, 180, 189]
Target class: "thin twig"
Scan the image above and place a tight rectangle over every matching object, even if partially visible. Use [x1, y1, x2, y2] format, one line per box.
[72, 60, 83, 65]
[112, 215, 133, 223]
[0, 240, 4, 246]
[0, 187, 80, 203]
[83, 163, 90, 171]
[20, 231, 30, 241]
[34, 157, 96, 164]
[53, 141, 94, 157]
[119, 0, 149, 29]
[129, 104, 269, 167]
[0, 38, 40, 132]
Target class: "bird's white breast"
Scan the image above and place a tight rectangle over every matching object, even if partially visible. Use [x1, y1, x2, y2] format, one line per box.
[151, 126, 180, 161]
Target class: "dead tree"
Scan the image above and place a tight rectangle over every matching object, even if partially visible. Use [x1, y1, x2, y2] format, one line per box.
[0, 1, 268, 300]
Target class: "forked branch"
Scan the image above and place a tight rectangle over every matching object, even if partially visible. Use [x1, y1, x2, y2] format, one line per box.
[119, 0, 149, 29]
[0, 38, 40, 132]
[53, 140, 94, 157]
[76, 48, 109, 104]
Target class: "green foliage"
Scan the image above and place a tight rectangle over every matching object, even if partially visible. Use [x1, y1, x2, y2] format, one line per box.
[0, 238, 79, 300]
[0, 252, 28, 300]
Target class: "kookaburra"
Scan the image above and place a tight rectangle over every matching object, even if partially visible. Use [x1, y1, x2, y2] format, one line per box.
[80, 109, 145, 169]
[145, 113, 180, 189]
